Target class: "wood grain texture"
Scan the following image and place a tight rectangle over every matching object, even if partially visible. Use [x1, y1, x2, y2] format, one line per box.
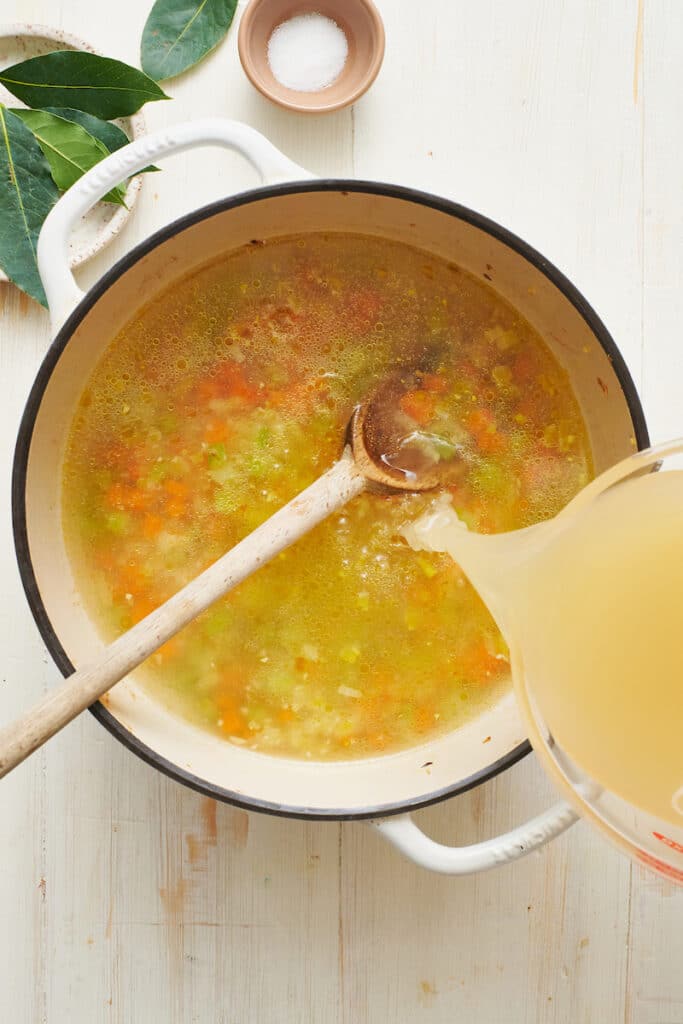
[0, 0, 681, 1021]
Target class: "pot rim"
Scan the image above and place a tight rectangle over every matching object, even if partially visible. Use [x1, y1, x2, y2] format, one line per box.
[11, 179, 650, 820]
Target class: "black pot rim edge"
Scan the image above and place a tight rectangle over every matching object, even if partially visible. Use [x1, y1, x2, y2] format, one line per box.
[11, 179, 650, 822]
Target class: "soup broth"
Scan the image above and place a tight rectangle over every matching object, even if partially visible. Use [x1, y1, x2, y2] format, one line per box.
[62, 234, 592, 760]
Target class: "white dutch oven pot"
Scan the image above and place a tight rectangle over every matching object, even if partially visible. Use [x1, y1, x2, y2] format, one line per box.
[12, 120, 648, 873]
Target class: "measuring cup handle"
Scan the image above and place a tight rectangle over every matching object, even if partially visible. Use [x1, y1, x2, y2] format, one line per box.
[369, 801, 577, 874]
[37, 117, 315, 332]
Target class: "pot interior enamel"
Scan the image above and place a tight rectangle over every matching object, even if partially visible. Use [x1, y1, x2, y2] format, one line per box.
[15, 184, 647, 818]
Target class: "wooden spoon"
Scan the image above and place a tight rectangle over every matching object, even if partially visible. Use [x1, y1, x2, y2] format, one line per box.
[0, 381, 452, 779]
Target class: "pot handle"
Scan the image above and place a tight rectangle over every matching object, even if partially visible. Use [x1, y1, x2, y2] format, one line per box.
[370, 800, 577, 874]
[37, 118, 315, 331]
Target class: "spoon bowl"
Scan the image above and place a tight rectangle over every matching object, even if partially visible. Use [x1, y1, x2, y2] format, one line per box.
[351, 371, 461, 492]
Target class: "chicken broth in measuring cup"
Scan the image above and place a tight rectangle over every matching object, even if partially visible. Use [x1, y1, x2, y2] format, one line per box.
[62, 234, 592, 760]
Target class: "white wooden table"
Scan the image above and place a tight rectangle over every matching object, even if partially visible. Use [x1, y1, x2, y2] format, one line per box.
[1, 1, 682, 1020]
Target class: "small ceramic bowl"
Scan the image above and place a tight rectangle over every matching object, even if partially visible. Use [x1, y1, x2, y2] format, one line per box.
[238, 0, 385, 114]
[0, 23, 145, 282]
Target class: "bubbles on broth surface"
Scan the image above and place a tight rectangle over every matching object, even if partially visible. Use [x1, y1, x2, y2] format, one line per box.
[62, 234, 593, 760]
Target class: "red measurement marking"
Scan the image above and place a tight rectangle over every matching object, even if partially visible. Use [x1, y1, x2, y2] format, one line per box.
[638, 849, 683, 883]
[653, 831, 683, 855]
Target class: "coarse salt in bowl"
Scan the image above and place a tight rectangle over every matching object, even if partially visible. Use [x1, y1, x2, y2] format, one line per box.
[238, 0, 385, 114]
[267, 12, 348, 93]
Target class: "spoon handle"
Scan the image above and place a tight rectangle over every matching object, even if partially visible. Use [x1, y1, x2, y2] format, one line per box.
[0, 452, 364, 779]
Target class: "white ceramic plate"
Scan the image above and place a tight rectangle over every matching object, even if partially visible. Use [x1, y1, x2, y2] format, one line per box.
[0, 23, 145, 283]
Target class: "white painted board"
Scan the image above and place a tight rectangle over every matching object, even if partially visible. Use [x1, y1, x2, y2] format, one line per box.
[0, 0, 681, 1020]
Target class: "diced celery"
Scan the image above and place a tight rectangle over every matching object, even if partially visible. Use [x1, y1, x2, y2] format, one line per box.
[542, 424, 559, 449]
[326, 343, 372, 393]
[485, 325, 519, 351]
[202, 605, 233, 638]
[158, 413, 178, 434]
[492, 364, 513, 388]
[255, 426, 271, 449]
[207, 443, 227, 468]
[507, 430, 530, 457]
[208, 462, 241, 487]
[213, 487, 239, 515]
[246, 454, 267, 479]
[267, 364, 290, 387]
[409, 430, 460, 463]
[104, 511, 130, 535]
[451, 504, 479, 531]
[470, 460, 508, 496]
[246, 706, 268, 728]
[147, 462, 169, 484]
[259, 673, 294, 698]
[417, 555, 438, 578]
[91, 468, 113, 490]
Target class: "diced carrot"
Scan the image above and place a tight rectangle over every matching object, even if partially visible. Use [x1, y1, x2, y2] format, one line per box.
[164, 479, 188, 500]
[214, 361, 259, 403]
[95, 550, 117, 572]
[270, 377, 327, 415]
[105, 483, 125, 506]
[512, 350, 538, 385]
[399, 390, 436, 425]
[267, 305, 298, 330]
[219, 708, 247, 736]
[370, 668, 393, 690]
[157, 636, 179, 660]
[465, 408, 495, 435]
[515, 398, 538, 422]
[130, 598, 156, 624]
[166, 498, 186, 518]
[477, 430, 506, 454]
[266, 388, 288, 408]
[408, 580, 434, 606]
[415, 705, 435, 732]
[459, 641, 508, 683]
[168, 436, 185, 456]
[215, 691, 249, 737]
[204, 419, 231, 445]
[347, 288, 383, 325]
[464, 408, 505, 453]
[106, 483, 151, 512]
[142, 514, 163, 538]
[117, 564, 147, 593]
[129, 489, 151, 511]
[196, 378, 222, 403]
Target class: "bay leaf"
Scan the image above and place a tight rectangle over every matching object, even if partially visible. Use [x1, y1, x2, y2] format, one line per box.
[13, 108, 126, 205]
[43, 108, 160, 173]
[0, 105, 59, 307]
[43, 107, 130, 153]
[0, 51, 169, 119]
[141, 0, 238, 82]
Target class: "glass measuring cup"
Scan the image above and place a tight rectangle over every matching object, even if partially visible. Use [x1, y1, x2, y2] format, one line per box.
[409, 439, 683, 882]
[514, 439, 683, 883]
